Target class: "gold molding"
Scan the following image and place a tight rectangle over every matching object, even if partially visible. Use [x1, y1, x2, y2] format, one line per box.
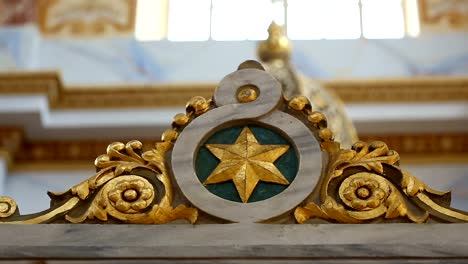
[323, 77, 468, 103]
[1, 72, 467, 109]
[359, 133, 468, 157]
[0, 128, 155, 168]
[0, 72, 213, 108]
[1, 127, 467, 169]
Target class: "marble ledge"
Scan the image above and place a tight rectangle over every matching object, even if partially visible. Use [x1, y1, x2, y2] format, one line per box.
[0, 223, 467, 261]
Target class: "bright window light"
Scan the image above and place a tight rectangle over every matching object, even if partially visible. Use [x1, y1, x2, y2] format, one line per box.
[167, 0, 211, 41]
[287, 0, 360, 40]
[325, 0, 361, 39]
[404, 0, 420, 37]
[135, 0, 167, 41]
[136, 0, 410, 41]
[211, 0, 272, 40]
[362, 0, 405, 39]
[272, 0, 285, 26]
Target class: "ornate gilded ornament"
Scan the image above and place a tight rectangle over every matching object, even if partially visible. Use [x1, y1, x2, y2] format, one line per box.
[0, 133, 199, 224]
[172, 63, 321, 223]
[0, 60, 467, 224]
[294, 140, 468, 223]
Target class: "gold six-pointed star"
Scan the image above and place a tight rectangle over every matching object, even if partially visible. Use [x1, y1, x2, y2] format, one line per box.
[204, 127, 290, 203]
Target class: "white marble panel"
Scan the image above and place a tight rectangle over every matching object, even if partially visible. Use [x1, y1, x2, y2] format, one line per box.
[0, 224, 468, 260]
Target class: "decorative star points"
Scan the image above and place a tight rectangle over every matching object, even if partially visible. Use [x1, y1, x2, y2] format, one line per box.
[204, 127, 290, 203]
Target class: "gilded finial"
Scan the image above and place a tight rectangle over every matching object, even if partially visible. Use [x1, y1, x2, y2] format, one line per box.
[257, 22, 291, 63]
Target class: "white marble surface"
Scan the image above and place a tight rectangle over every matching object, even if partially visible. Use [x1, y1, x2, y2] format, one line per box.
[0, 223, 467, 261]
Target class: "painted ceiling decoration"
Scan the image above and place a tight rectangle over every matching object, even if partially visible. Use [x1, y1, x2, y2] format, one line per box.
[0, 0, 37, 25]
[420, 0, 468, 30]
[37, 0, 136, 36]
[1, 0, 137, 35]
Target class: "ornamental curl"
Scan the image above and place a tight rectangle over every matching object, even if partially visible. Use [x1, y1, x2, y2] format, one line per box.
[0, 197, 17, 218]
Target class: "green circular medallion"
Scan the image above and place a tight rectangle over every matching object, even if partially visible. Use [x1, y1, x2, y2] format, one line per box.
[195, 125, 298, 203]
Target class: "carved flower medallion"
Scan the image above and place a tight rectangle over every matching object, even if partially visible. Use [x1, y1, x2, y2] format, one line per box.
[108, 178, 154, 213]
[339, 173, 390, 211]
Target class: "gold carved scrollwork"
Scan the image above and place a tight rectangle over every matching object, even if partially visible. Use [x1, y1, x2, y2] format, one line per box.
[0, 197, 17, 218]
[283, 94, 467, 224]
[0, 140, 199, 224]
[295, 141, 468, 223]
[0, 140, 198, 224]
[0, 94, 213, 224]
[61, 139, 198, 224]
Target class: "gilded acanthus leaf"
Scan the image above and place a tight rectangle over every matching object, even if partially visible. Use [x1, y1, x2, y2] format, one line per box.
[295, 141, 463, 224]
[1, 140, 198, 225]
[64, 141, 198, 224]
